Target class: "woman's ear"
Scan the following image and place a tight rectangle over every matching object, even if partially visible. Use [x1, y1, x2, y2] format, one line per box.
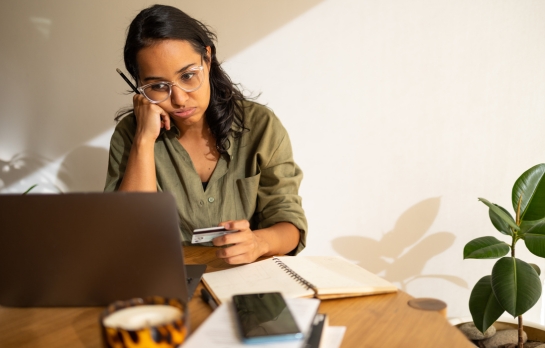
[205, 46, 212, 71]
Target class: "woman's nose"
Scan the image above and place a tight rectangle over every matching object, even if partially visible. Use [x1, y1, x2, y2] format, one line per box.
[170, 84, 189, 106]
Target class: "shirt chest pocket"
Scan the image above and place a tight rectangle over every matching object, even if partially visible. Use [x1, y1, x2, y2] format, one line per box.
[235, 171, 261, 220]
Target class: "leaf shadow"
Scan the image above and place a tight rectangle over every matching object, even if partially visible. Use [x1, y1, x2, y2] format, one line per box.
[0, 0, 325, 188]
[332, 197, 468, 290]
[0, 152, 57, 192]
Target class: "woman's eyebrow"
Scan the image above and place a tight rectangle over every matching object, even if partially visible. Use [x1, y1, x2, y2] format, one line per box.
[142, 62, 196, 82]
[175, 62, 197, 75]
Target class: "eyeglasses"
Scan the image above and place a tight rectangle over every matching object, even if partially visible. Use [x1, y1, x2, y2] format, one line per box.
[137, 65, 205, 104]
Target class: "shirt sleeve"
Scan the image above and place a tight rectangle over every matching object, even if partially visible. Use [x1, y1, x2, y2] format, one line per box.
[104, 116, 136, 192]
[255, 127, 308, 255]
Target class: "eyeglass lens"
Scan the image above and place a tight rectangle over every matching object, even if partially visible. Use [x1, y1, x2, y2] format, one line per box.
[141, 67, 203, 103]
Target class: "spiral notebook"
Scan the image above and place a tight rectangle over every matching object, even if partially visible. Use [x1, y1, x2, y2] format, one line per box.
[202, 255, 397, 304]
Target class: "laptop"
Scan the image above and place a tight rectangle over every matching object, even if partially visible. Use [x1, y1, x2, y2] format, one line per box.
[0, 192, 206, 307]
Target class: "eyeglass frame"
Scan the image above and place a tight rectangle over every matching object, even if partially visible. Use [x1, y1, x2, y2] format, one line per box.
[136, 64, 205, 104]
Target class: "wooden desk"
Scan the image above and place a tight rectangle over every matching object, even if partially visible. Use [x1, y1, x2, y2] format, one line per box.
[0, 246, 473, 347]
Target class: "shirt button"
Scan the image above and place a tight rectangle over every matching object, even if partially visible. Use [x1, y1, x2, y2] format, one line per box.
[208, 197, 215, 203]
[199, 200, 204, 206]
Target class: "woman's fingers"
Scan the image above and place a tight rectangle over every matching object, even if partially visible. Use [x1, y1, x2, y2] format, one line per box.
[132, 94, 168, 140]
[213, 220, 263, 264]
[212, 229, 249, 246]
[162, 113, 171, 130]
[215, 241, 245, 258]
[213, 220, 250, 246]
[221, 220, 250, 232]
[215, 240, 257, 264]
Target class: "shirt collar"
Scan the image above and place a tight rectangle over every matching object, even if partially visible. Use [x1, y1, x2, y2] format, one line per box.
[166, 122, 235, 159]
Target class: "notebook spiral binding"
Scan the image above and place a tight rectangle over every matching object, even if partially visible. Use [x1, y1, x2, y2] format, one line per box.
[273, 257, 318, 294]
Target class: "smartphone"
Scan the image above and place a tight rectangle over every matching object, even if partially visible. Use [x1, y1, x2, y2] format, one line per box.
[232, 292, 303, 344]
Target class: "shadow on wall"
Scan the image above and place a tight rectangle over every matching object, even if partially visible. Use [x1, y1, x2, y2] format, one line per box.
[332, 197, 467, 291]
[57, 146, 109, 192]
[201, 0, 325, 60]
[0, 0, 324, 193]
[0, 0, 323, 191]
[0, 147, 108, 193]
[0, 152, 60, 193]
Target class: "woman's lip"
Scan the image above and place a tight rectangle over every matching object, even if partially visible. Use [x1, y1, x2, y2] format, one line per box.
[172, 108, 196, 118]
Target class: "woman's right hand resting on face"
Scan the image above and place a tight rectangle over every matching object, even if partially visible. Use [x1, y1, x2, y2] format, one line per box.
[132, 93, 171, 143]
[117, 95, 171, 192]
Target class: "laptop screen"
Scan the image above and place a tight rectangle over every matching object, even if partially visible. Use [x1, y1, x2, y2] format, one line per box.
[0, 192, 192, 307]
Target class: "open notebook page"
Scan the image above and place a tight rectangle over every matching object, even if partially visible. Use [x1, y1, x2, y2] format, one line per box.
[202, 258, 314, 304]
[276, 256, 397, 296]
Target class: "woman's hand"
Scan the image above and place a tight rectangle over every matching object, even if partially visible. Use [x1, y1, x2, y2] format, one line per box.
[212, 221, 300, 264]
[212, 220, 269, 264]
[117, 94, 169, 192]
[133, 94, 171, 143]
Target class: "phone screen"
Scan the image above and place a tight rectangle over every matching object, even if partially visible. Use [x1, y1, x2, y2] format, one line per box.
[232, 292, 303, 343]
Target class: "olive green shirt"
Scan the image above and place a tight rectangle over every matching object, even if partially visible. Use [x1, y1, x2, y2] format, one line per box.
[104, 101, 307, 255]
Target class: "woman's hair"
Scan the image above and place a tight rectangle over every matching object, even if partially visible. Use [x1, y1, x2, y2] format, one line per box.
[117, 4, 247, 154]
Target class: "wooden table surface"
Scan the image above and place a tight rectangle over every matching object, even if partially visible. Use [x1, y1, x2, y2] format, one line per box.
[0, 246, 473, 347]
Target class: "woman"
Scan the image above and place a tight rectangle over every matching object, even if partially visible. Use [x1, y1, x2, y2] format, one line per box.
[105, 4, 307, 264]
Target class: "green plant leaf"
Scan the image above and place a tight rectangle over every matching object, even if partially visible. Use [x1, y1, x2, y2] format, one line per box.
[469, 275, 505, 333]
[512, 163, 545, 222]
[491, 257, 542, 317]
[489, 204, 514, 236]
[479, 198, 519, 231]
[520, 219, 545, 235]
[529, 263, 541, 276]
[463, 237, 510, 259]
[22, 184, 38, 195]
[524, 220, 545, 257]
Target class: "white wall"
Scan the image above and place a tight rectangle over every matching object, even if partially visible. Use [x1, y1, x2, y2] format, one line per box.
[1, 0, 545, 323]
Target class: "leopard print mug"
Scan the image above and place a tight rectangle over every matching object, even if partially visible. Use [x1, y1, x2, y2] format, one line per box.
[100, 296, 188, 348]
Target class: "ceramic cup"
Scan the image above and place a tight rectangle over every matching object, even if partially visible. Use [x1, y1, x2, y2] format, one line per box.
[100, 296, 188, 348]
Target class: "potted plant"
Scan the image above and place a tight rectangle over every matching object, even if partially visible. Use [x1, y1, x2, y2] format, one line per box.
[464, 163, 545, 348]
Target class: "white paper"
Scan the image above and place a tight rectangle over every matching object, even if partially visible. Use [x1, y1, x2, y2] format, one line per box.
[182, 297, 321, 348]
[321, 326, 346, 348]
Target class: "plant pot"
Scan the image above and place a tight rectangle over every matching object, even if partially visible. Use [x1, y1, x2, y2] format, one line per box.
[449, 317, 545, 347]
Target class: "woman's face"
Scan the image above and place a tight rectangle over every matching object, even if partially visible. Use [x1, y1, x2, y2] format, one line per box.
[136, 39, 211, 129]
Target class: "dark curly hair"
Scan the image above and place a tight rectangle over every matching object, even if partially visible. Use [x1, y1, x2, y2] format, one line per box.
[116, 4, 247, 154]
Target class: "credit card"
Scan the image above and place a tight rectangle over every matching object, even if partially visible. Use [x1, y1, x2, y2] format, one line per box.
[191, 226, 239, 244]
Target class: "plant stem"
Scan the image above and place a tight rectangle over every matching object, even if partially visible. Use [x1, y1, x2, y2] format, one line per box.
[513, 194, 522, 258]
[516, 194, 522, 225]
[513, 198, 520, 346]
[511, 237, 516, 257]
[518, 315, 523, 348]
[22, 184, 38, 195]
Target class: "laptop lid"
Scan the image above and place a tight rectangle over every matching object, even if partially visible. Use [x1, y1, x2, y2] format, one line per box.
[0, 192, 196, 307]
